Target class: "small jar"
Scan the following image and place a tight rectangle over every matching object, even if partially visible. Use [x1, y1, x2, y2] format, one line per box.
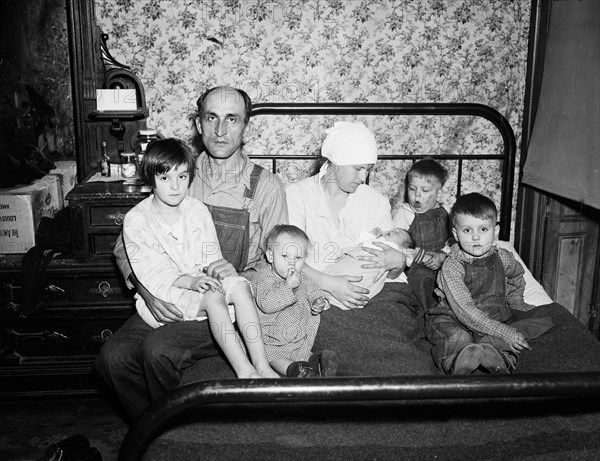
[137, 129, 159, 165]
[120, 152, 137, 179]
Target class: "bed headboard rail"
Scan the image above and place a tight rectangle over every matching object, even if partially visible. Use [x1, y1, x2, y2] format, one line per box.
[250, 102, 516, 241]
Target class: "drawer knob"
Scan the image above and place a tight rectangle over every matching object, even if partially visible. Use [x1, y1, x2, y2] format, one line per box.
[98, 281, 112, 298]
[92, 329, 114, 343]
[107, 212, 125, 225]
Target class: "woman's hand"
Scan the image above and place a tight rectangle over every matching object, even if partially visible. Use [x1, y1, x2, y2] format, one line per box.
[325, 274, 370, 309]
[356, 242, 407, 282]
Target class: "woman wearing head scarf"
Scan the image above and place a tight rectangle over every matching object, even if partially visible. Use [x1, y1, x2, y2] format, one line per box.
[286, 122, 433, 376]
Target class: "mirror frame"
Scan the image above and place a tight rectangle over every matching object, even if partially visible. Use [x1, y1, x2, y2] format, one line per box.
[65, 0, 102, 182]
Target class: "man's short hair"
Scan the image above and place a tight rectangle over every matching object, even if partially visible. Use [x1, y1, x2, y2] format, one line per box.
[450, 192, 498, 228]
[266, 224, 310, 250]
[196, 86, 252, 124]
[407, 157, 448, 186]
[139, 138, 196, 188]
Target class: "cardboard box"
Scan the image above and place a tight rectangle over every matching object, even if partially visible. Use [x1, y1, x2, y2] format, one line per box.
[49, 160, 77, 204]
[0, 175, 63, 254]
[36, 174, 62, 214]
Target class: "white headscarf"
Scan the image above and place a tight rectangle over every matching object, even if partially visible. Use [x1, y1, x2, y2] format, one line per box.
[320, 122, 378, 176]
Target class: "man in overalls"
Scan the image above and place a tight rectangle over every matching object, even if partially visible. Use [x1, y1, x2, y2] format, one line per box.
[96, 86, 288, 420]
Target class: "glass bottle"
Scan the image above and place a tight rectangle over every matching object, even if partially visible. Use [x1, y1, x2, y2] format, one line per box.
[120, 152, 137, 179]
[100, 141, 111, 177]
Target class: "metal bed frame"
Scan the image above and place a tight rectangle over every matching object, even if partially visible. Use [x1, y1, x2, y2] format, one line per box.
[117, 103, 599, 461]
[250, 102, 516, 241]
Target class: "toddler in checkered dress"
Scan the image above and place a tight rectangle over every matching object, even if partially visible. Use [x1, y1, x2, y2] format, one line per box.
[250, 225, 338, 378]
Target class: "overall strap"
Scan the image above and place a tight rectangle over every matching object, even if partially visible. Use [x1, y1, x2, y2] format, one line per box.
[243, 163, 264, 200]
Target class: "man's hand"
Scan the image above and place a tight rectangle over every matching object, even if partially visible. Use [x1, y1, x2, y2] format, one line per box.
[131, 273, 183, 323]
[357, 242, 407, 282]
[286, 268, 301, 289]
[204, 259, 237, 281]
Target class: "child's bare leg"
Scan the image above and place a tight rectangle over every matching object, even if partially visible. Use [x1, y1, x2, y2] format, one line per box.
[200, 290, 261, 379]
[229, 284, 280, 378]
[269, 358, 292, 377]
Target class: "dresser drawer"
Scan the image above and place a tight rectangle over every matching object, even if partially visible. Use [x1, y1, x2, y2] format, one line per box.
[43, 267, 133, 308]
[89, 204, 130, 227]
[68, 182, 149, 261]
[13, 306, 133, 357]
[90, 233, 121, 257]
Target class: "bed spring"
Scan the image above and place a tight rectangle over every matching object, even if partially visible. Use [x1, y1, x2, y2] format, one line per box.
[119, 372, 600, 461]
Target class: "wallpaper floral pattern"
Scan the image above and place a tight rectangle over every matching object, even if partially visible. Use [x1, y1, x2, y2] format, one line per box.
[95, 0, 530, 237]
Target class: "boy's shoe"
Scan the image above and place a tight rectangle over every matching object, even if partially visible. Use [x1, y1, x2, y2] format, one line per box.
[309, 350, 338, 377]
[501, 350, 519, 372]
[452, 344, 483, 374]
[479, 344, 509, 373]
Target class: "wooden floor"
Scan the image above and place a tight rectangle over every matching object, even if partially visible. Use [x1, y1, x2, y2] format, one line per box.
[0, 394, 128, 461]
[4, 391, 600, 461]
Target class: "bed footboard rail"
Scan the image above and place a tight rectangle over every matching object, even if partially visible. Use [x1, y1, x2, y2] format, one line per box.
[249, 102, 516, 241]
[119, 372, 600, 461]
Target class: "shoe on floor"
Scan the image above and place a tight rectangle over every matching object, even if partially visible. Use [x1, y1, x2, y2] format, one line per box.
[479, 344, 509, 373]
[41, 445, 102, 461]
[40, 434, 91, 461]
[452, 344, 483, 374]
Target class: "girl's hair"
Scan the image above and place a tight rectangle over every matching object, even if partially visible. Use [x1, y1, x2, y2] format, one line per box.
[406, 157, 448, 186]
[450, 192, 497, 227]
[139, 138, 196, 188]
[266, 224, 310, 249]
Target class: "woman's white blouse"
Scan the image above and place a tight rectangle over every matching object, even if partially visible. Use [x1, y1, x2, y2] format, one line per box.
[286, 175, 393, 272]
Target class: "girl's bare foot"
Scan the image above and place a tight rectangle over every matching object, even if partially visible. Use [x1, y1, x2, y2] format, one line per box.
[257, 365, 281, 378]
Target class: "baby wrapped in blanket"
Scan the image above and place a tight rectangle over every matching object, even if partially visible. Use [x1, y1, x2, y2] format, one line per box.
[324, 227, 427, 308]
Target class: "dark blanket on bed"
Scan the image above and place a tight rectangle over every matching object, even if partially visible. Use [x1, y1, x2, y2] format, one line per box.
[181, 285, 600, 383]
[163, 296, 600, 461]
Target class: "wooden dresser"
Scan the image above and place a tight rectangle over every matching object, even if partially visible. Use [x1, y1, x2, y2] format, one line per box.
[0, 182, 148, 397]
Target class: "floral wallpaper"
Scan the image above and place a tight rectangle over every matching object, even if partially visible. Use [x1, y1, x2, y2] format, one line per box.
[95, 0, 530, 239]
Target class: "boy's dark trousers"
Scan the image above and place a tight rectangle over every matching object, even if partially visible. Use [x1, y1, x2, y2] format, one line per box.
[426, 310, 555, 373]
[406, 263, 438, 313]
